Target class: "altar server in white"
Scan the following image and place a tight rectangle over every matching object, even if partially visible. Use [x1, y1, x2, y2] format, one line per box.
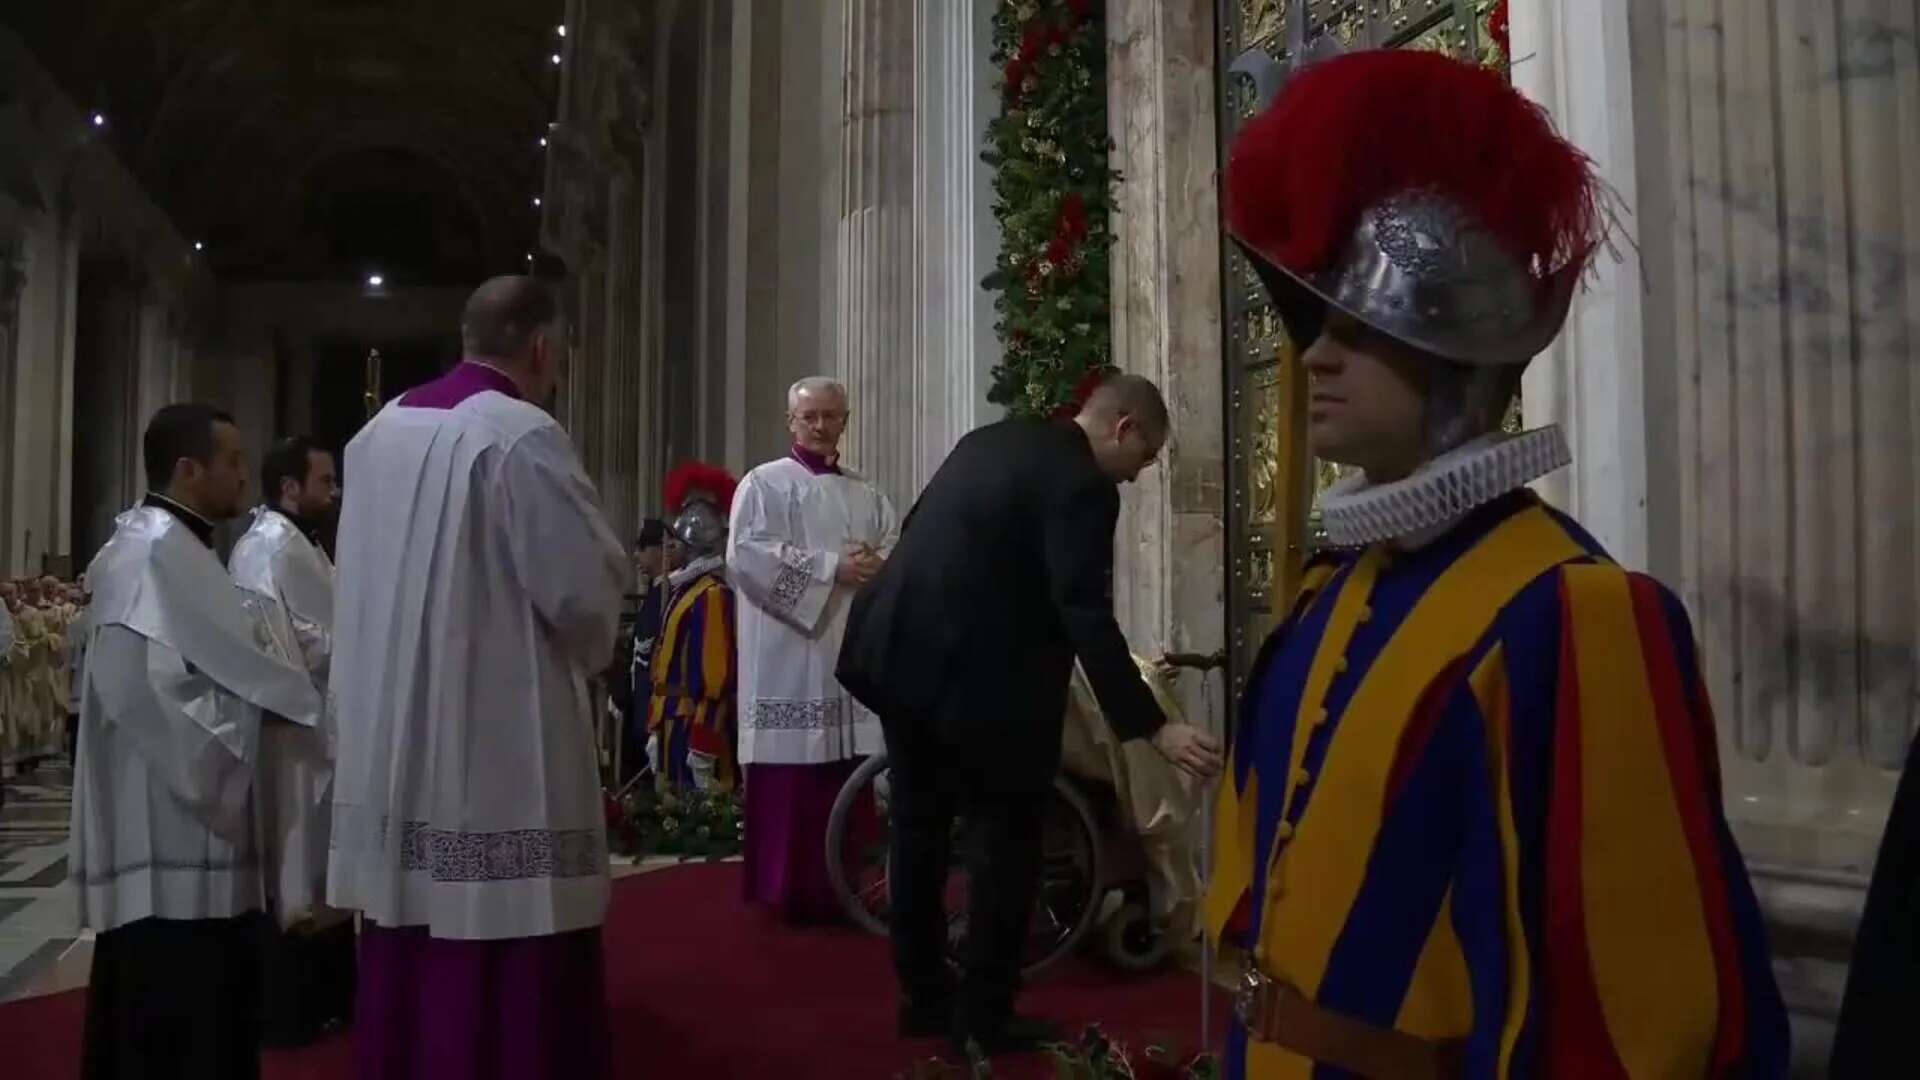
[326, 276, 629, 1080]
[229, 434, 354, 1047]
[72, 403, 324, 1080]
[728, 376, 899, 924]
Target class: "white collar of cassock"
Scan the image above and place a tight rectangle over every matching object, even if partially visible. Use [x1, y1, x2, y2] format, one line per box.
[1317, 425, 1572, 551]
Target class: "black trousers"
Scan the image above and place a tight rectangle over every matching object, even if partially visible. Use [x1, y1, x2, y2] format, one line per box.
[83, 915, 260, 1080]
[256, 916, 358, 1048]
[884, 717, 1046, 1026]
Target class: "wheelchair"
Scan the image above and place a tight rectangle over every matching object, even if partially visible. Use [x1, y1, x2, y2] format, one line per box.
[823, 652, 1223, 978]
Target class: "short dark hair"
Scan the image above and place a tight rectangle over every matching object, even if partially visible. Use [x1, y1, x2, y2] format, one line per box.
[143, 403, 235, 491]
[461, 275, 560, 358]
[637, 518, 668, 549]
[1082, 373, 1170, 441]
[261, 435, 326, 502]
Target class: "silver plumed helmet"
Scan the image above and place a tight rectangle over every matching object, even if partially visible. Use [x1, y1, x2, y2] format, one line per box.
[663, 461, 736, 557]
[1226, 37, 1603, 371]
[669, 499, 726, 556]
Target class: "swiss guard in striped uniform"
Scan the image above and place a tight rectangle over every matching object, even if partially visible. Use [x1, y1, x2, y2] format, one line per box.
[1205, 47, 1789, 1079]
[648, 463, 740, 793]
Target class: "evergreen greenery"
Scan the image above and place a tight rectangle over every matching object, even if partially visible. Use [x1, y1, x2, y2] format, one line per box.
[981, 0, 1118, 418]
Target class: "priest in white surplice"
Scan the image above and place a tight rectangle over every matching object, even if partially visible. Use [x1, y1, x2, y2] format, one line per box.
[728, 376, 899, 924]
[229, 434, 354, 1047]
[327, 277, 630, 1080]
[72, 403, 324, 1080]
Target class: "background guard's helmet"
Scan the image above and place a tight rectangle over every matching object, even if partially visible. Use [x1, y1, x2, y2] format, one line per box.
[663, 462, 737, 558]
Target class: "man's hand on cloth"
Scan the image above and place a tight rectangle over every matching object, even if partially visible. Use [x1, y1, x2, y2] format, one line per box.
[1151, 722, 1224, 780]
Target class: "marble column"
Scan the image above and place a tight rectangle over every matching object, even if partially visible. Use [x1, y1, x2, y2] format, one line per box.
[600, 175, 646, 536]
[911, 0, 1003, 491]
[1513, 1, 1920, 1067]
[5, 213, 77, 578]
[837, 0, 916, 509]
[1509, 0, 1650, 573]
[1106, 0, 1227, 729]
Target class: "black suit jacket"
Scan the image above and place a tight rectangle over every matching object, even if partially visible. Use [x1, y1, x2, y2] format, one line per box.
[836, 418, 1165, 792]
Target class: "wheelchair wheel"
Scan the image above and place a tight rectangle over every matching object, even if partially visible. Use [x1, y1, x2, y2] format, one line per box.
[1099, 890, 1171, 972]
[825, 752, 1103, 978]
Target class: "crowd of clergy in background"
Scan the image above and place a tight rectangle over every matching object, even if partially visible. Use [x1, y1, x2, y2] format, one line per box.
[55, 273, 907, 1080]
[0, 575, 85, 776]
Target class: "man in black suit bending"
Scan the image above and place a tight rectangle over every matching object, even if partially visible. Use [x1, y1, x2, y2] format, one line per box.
[837, 374, 1223, 1055]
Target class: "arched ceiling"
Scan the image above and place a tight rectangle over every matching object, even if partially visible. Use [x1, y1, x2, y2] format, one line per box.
[5, 0, 564, 285]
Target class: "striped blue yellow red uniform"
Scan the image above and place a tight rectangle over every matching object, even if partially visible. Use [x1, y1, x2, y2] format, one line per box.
[1207, 491, 1788, 1078]
[648, 568, 739, 793]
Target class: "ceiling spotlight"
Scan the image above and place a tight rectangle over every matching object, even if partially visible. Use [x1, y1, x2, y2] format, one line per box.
[539, 136, 548, 147]
[367, 274, 385, 288]
[526, 253, 534, 263]
[193, 241, 204, 252]
[91, 112, 106, 128]
[557, 25, 567, 37]
[533, 196, 542, 208]
[551, 53, 562, 65]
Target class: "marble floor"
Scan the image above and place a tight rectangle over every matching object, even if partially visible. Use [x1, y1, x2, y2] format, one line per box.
[0, 763, 90, 1004]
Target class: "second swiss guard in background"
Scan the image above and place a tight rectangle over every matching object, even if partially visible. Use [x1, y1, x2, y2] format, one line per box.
[1205, 45, 1789, 1079]
[648, 463, 740, 794]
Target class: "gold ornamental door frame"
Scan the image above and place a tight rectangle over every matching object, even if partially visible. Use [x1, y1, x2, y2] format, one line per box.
[1215, 0, 1502, 699]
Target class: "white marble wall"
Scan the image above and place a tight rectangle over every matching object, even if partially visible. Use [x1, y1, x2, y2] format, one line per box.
[1512, 1, 1920, 1065]
[1107, 0, 1227, 727]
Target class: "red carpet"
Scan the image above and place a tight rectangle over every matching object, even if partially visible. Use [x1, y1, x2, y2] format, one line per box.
[1, 862, 1225, 1078]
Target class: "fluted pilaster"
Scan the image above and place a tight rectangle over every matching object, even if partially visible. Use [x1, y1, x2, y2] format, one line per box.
[837, 0, 916, 508]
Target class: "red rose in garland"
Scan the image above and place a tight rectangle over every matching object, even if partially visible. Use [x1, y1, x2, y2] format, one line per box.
[1488, 0, 1510, 60]
[985, 0, 1115, 417]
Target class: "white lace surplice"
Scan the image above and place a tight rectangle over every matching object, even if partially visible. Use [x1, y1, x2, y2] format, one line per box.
[229, 508, 338, 929]
[727, 458, 898, 766]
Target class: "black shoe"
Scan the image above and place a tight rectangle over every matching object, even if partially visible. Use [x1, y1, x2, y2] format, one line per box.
[952, 1012, 1060, 1057]
[897, 997, 954, 1039]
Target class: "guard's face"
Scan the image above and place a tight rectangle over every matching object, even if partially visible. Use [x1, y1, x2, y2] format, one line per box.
[1301, 313, 1430, 480]
[788, 388, 848, 458]
[633, 544, 666, 578]
[189, 420, 250, 521]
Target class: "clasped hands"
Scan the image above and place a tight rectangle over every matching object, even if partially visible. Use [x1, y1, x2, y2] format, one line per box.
[834, 541, 885, 588]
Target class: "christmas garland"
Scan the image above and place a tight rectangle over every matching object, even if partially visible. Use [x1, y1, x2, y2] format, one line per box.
[981, 0, 1117, 419]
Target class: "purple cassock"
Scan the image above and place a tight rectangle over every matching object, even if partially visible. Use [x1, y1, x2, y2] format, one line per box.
[742, 760, 864, 924]
[739, 442, 867, 925]
[353, 360, 613, 1080]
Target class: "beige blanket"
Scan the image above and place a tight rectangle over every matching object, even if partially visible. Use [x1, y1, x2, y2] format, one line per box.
[1058, 655, 1208, 941]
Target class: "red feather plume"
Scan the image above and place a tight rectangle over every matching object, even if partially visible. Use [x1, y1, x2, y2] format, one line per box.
[664, 461, 738, 516]
[1226, 49, 1601, 283]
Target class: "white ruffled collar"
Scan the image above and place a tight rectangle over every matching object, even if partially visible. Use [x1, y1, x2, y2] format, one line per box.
[1318, 426, 1572, 550]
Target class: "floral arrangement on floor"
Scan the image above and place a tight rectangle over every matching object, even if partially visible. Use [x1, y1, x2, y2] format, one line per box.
[604, 784, 744, 861]
[898, 1025, 1218, 1079]
[981, 0, 1118, 419]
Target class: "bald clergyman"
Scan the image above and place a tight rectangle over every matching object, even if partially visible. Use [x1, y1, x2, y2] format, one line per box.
[326, 276, 631, 1080]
